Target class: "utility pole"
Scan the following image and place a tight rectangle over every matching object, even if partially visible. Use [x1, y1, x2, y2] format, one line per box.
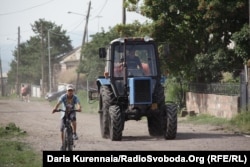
[247, 0, 250, 111]
[75, 1, 91, 92]
[48, 30, 52, 93]
[16, 26, 20, 96]
[41, 23, 45, 96]
[0, 53, 4, 96]
[122, 0, 126, 24]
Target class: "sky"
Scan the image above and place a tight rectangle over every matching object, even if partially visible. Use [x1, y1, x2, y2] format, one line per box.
[0, 0, 150, 73]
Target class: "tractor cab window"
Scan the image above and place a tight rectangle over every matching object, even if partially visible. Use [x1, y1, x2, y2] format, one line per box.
[113, 47, 124, 77]
[113, 44, 158, 77]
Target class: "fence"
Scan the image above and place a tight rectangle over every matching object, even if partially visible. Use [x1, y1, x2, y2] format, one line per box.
[186, 83, 242, 119]
[188, 83, 240, 96]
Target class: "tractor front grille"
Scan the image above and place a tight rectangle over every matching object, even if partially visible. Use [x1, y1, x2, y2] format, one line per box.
[129, 78, 152, 104]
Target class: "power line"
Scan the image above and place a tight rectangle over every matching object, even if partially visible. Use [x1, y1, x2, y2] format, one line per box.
[90, 0, 108, 20]
[66, 0, 108, 34]
[49, 30, 65, 36]
[96, 0, 108, 16]
[67, 18, 85, 33]
[0, 0, 55, 16]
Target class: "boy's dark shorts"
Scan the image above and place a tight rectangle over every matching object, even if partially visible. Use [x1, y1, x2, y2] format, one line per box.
[60, 112, 76, 132]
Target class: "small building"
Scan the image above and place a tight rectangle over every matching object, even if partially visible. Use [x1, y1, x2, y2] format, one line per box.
[52, 46, 83, 90]
[59, 46, 81, 71]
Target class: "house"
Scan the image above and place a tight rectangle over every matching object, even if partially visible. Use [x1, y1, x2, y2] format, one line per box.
[59, 46, 82, 71]
[52, 46, 84, 90]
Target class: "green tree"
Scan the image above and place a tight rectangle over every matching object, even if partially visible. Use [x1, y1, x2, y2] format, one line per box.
[127, 0, 248, 82]
[7, 19, 73, 91]
[7, 37, 41, 87]
[232, 24, 250, 64]
[194, 0, 248, 82]
[31, 19, 73, 87]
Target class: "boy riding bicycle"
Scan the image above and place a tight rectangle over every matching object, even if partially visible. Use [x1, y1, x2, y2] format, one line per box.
[52, 84, 82, 150]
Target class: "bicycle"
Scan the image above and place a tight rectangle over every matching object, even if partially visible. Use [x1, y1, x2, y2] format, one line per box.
[54, 109, 79, 151]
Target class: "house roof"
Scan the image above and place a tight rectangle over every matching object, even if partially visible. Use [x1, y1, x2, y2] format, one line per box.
[60, 46, 81, 64]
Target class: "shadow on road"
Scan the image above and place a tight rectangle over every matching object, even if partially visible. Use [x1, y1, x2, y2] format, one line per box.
[120, 131, 240, 141]
[176, 132, 240, 140]
[122, 135, 159, 141]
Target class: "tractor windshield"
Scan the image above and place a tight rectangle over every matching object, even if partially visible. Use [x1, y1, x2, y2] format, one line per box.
[113, 44, 158, 77]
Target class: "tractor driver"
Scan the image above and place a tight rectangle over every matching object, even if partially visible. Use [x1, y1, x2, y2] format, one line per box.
[114, 48, 144, 76]
[126, 48, 143, 70]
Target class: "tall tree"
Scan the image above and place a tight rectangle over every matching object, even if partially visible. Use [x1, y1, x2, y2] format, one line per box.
[128, 0, 249, 82]
[232, 24, 250, 64]
[8, 19, 73, 91]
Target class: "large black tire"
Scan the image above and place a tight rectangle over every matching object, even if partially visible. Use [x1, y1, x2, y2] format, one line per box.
[109, 105, 124, 141]
[147, 110, 163, 136]
[164, 103, 177, 139]
[147, 83, 165, 136]
[99, 86, 114, 138]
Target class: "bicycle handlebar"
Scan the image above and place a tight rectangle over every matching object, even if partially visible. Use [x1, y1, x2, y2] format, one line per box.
[54, 109, 80, 112]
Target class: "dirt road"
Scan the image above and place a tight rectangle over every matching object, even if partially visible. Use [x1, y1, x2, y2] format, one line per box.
[0, 99, 250, 153]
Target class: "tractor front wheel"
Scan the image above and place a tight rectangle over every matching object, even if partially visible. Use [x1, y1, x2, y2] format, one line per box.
[109, 105, 124, 141]
[163, 103, 177, 139]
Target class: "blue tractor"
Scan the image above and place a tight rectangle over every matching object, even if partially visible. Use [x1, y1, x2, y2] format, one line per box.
[91, 37, 177, 141]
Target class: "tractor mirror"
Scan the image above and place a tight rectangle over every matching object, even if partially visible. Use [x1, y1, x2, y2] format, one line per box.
[88, 89, 99, 101]
[99, 48, 106, 58]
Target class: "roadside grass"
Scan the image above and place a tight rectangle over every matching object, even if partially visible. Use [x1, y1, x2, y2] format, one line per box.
[0, 93, 44, 102]
[76, 90, 99, 114]
[180, 113, 229, 125]
[180, 111, 250, 134]
[0, 123, 42, 167]
[0, 90, 96, 166]
[0, 93, 18, 100]
[230, 111, 250, 133]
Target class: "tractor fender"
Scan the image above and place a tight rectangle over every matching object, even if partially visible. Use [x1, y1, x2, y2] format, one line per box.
[96, 78, 111, 86]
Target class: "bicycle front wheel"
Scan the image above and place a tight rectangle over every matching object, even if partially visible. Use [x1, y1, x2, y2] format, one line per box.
[67, 128, 73, 151]
[62, 128, 68, 151]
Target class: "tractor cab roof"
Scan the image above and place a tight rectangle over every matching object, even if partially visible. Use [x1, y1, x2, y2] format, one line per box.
[110, 36, 154, 45]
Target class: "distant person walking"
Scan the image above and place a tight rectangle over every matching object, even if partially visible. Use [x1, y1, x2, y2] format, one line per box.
[21, 84, 30, 102]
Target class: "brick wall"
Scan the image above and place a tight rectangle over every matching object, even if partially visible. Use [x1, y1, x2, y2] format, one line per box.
[186, 92, 240, 119]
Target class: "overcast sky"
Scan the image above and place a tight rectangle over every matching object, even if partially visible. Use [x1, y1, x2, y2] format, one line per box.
[0, 0, 149, 73]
